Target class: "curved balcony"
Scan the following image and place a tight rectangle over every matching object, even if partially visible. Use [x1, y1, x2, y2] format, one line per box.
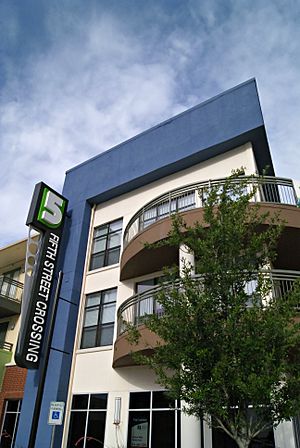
[0, 276, 23, 317]
[124, 176, 297, 246]
[120, 177, 300, 280]
[113, 270, 300, 367]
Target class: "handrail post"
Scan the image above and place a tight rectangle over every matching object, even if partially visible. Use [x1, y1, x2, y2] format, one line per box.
[292, 181, 299, 205]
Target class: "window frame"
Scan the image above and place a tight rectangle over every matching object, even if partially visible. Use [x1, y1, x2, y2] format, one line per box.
[67, 393, 108, 448]
[81, 288, 117, 349]
[0, 399, 22, 448]
[89, 218, 123, 271]
[127, 391, 181, 448]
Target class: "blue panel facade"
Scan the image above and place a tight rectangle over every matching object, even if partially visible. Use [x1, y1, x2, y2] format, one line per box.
[15, 79, 273, 447]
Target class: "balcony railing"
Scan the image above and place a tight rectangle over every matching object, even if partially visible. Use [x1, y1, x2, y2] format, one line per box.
[0, 276, 23, 303]
[123, 176, 298, 246]
[0, 341, 13, 352]
[0, 342, 13, 388]
[117, 270, 300, 337]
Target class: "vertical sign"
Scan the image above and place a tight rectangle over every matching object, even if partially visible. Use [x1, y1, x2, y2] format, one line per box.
[15, 182, 68, 369]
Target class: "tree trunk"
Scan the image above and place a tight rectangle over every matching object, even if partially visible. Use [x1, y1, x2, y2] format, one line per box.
[235, 437, 251, 448]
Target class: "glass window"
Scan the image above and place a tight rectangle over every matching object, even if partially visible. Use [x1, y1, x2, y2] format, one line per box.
[67, 394, 107, 448]
[152, 391, 175, 409]
[0, 399, 22, 448]
[90, 219, 122, 270]
[152, 411, 175, 448]
[135, 278, 165, 322]
[81, 288, 117, 349]
[90, 394, 107, 410]
[127, 391, 180, 448]
[72, 395, 89, 410]
[129, 392, 151, 409]
[127, 411, 150, 448]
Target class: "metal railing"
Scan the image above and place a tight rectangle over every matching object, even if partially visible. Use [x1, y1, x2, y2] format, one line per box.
[123, 176, 298, 246]
[0, 276, 23, 303]
[0, 341, 13, 351]
[117, 270, 300, 336]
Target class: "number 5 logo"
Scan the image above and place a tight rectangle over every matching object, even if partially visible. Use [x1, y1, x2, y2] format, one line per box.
[37, 187, 66, 228]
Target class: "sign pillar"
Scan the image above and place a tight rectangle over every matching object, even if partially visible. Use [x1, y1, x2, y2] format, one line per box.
[14, 182, 68, 448]
[15, 182, 68, 369]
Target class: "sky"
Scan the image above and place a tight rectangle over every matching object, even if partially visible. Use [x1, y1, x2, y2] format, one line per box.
[1, 0, 300, 246]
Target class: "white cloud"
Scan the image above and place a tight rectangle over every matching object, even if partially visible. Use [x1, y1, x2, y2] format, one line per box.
[0, 13, 189, 245]
[182, 0, 300, 177]
[1, 0, 300, 245]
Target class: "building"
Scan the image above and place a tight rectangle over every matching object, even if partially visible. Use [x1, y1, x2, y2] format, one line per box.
[14, 79, 300, 447]
[0, 239, 28, 446]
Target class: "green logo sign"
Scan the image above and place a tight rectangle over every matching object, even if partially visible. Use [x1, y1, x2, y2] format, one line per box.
[37, 187, 66, 229]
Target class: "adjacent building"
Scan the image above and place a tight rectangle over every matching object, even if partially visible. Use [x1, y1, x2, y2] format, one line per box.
[14, 79, 300, 447]
[0, 239, 28, 446]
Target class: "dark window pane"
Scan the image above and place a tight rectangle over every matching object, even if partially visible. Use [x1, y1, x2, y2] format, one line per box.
[99, 324, 114, 346]
[71, 395, 89, 410]
[0, 413, 17, 448]
[90, 253, 105, 270]
[6, 401, 19, 412]
[81, 327, 97, 349]
[107, 247, 120, 265]
[250, 428, 275, 447]
[136, 277, 165, 294]
[212, 427, 275, 448]
[152, 411, 175, 448]
[127, 411, 150, 448]
[90, 394, 107, 410]
[152, 391, 175, 409]
[129, 392, 151, 409]
[67, 411, 87, 448]
[136, 279, 156, 294]
[86, 411, 106, 447]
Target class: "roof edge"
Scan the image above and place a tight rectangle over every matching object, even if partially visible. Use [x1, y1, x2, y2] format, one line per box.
[66, 78, 258, 175]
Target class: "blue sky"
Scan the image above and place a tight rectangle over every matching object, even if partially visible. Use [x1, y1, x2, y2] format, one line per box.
[1, 0, 300, 245]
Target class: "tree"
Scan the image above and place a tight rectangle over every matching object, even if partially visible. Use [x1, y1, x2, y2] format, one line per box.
[128, 171, 300, 448]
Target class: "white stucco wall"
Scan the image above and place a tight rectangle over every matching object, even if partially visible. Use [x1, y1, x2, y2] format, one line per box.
[62, 143, 274, 447]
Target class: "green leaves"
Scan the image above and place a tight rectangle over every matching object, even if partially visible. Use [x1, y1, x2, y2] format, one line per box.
[126, 171, 300, 448]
